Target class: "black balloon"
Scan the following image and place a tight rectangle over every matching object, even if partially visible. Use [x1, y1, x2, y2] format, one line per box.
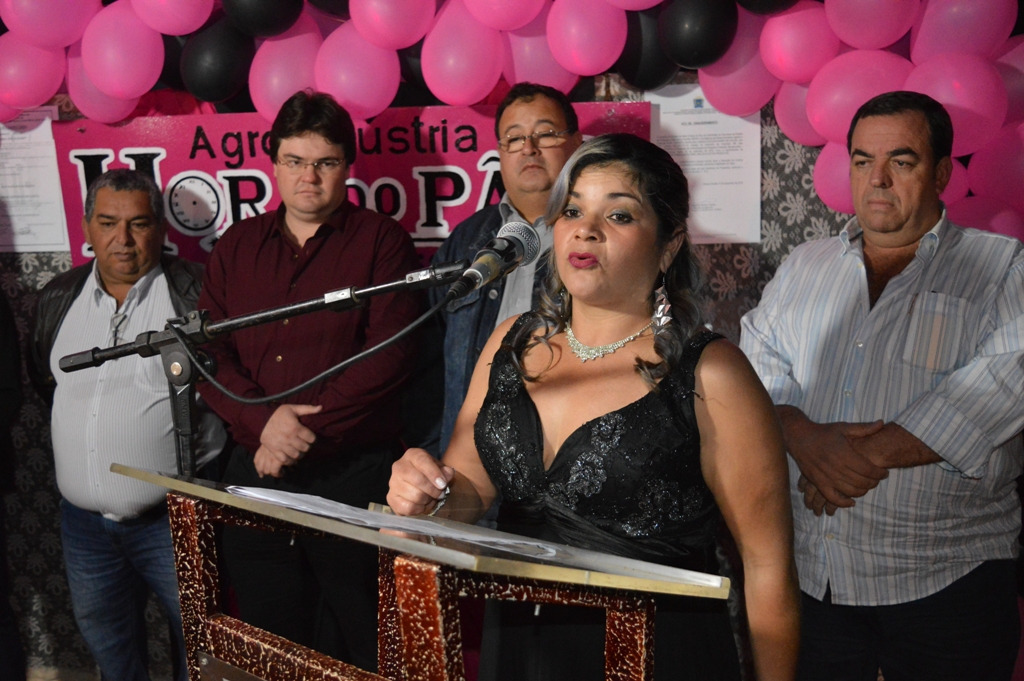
[309, 0, 350, 19]
[157, 34, 187, 91]
[616, 5, 679, 91]
[180, 18, 256, 103]
[215, 86, 257, 114]
[222, 0, 303, 38]
[398, 39, 428, 92]
[736, 0, 800, 15]
[391, 81, 443, 108]
[657, 0, 738, 70]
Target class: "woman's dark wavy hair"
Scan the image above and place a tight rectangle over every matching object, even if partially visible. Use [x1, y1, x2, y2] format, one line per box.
[510, 133, 705, 387]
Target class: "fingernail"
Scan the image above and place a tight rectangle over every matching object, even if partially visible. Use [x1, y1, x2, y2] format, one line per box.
[434, 477, 447, 489]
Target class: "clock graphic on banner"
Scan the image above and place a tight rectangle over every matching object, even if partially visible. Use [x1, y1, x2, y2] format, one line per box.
[166, 172, 222, 235]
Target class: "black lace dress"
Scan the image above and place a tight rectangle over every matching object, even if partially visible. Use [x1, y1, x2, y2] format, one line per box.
[474, 314, 742, 681]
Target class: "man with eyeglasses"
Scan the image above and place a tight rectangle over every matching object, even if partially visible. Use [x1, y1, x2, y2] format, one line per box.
[429, 82, 583, 455]
[30, 168, 226, 681]
[196, 90, 422, 670]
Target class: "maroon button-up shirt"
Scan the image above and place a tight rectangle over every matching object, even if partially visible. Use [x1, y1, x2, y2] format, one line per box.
[197, 201, 423, 460]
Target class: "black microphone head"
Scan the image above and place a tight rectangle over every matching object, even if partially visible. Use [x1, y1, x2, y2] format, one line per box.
[496, 221, 542, 267]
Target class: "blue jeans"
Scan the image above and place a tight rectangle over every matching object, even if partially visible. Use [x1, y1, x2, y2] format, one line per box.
[60, 499, 186, 681]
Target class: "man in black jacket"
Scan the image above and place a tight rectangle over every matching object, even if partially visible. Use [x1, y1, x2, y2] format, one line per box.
[30, 169, 224, 681]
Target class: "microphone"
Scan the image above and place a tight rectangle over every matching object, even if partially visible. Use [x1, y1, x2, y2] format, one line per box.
[446, 221, 542, 300]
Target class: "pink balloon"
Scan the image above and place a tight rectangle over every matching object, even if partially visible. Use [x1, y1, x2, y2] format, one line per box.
[698, 8, 780, 117]
[824, 0, 920, 50]
[546, 0, 627, 76]
[250, 13, 322, 123]
[465, 0, 544, 31]
[604, 0, 662, 9]
[503, 1, 578, 93]
[760, 1, 841, 84]
[910, 0, 1017, 64]
[422, 0, 504, 106]
[350, 0, 436, 49]
[806, 50, 914, 144]
[996, 36, 1024, 124]
[0, 33, 65, 109]
[813, 141, 854, 214]
[129, 0, 214, 36]
[904, 52, 1007, 157]
[0, 0, 101, 49]
[947, 195, 1024, 241]
[966, 122, 1024, 217]
[81, 2, 164, 100]
[0, 99, 20, 124]
[774, 81, 826, 146]
[66, 41, 138, 124]
[315, 21, 400, 120]
[940, 158, 969, 206]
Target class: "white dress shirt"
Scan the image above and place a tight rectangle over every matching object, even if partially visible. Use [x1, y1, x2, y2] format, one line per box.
[740, 214, 1024, 606]
[50, 263, 225, 520]
[494, 196, 553, 327]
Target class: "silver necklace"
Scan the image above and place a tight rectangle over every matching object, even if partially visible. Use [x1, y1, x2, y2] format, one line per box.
[564, 320, 653, 362]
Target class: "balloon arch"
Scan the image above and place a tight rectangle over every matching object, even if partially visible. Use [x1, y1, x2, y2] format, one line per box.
[0, 0, 1022, 239]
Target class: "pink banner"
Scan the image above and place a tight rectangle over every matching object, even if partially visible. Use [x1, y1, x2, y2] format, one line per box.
[52, 102, 650, 267]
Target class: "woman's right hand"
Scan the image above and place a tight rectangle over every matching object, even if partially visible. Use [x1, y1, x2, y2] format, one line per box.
[387, 448, 456, 516]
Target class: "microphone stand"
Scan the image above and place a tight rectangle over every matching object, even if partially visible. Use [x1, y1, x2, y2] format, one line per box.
[58, 261, 466, 478]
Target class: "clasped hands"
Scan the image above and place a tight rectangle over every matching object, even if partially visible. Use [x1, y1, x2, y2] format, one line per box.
[254, 403, 322, 478]
[786, 414, 890, 516]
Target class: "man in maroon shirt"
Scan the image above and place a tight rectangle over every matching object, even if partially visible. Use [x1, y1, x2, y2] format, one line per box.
[197, 91, 423, 670]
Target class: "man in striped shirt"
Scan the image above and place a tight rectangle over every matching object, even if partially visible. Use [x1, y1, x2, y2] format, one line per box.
[741, 91, 1024, 680]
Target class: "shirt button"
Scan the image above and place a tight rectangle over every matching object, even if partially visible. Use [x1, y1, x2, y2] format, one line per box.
[843, 389, 852, 397]
[487, 289, 499, 300]
[282, 319, 289, 325]
[826, 533, 835, 540]
[275, 355, 283, 362]
[855, 341, 864, 348]
[292, 253, 299, 260]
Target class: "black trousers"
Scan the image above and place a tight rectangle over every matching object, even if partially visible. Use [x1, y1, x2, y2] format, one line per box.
[797, 559, 1020, 681]
[219, 443, 395, 672]
[0, 502, 25, 681]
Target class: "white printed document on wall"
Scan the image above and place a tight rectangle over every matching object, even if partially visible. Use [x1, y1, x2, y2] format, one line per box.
[646, 83, 761, 244]
[0, 107, 69, 253]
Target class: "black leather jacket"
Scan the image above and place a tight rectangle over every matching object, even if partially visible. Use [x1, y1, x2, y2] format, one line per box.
[30, 256, 204, 405]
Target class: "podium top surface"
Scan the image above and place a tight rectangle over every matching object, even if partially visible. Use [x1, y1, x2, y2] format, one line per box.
[114, 464, 729, 600]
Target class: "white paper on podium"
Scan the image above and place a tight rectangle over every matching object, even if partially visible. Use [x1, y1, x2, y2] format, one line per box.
[226, 485, 723, 589]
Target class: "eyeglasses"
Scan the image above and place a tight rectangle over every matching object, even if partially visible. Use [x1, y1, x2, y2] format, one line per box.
[275, 158, 345, 175]
[498, 129, 572, 153]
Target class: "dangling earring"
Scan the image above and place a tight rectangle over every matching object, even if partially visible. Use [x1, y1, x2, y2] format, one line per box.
[653, 271, 671, 336]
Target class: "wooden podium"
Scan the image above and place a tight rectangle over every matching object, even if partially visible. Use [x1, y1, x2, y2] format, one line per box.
[114, 465, 729, 681]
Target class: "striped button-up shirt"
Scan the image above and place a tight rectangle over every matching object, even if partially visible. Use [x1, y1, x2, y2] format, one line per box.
[740, 214, 1024, 606]
[50, 264, 225, 521]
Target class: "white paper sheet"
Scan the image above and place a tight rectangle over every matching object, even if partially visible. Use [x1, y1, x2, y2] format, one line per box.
[645, 83, 762, 244]
[0, 107, 70, 252]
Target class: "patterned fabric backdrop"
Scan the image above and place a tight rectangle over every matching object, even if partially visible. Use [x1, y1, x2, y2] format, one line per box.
[0, 79, 844, 678]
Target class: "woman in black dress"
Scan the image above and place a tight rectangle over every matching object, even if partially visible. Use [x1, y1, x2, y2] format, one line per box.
[388, 133, 798, 681]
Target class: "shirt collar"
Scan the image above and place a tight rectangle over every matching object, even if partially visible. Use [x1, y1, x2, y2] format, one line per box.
[89, 260, 163, 309]
[839, 207, 947, 261]
[273, 200, 355, 238]
[499, 194, 551, 233]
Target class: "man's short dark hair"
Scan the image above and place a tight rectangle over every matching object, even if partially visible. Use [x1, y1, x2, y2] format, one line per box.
[847, 90, 954, 162]
[270, 90, 357, 166]
[494, 82, 579, 140]
[83, 169, 163, 224]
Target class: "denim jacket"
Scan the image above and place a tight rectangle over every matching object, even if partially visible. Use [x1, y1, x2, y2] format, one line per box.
[429, 205, 508, 452]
